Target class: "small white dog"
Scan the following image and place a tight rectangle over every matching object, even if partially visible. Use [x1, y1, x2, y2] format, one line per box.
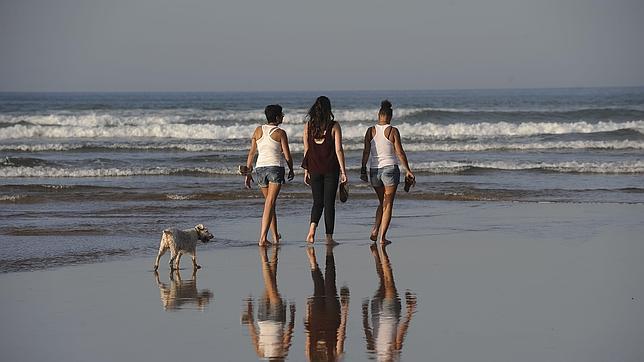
[154, 224, 214, 271]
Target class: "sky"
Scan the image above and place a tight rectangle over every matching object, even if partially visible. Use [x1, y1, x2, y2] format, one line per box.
[1, 0, 643, 92]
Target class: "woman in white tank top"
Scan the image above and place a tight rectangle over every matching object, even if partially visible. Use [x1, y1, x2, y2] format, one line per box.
[360, 100, 415, 244]
[244, 104, 295, 246]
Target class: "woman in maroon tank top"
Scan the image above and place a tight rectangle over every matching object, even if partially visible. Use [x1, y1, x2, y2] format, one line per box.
[301, 96, 348, 244]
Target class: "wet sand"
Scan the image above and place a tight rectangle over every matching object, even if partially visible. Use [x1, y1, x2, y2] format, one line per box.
[1, 201, 643, 362]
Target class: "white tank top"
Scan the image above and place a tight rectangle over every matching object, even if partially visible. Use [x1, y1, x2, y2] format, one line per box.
[370, 124, 398, 168]
[256, 125, 284, 168]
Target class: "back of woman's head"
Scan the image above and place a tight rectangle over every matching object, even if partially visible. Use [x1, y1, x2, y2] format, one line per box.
[307, 96, 334, 138]
[264, 104, 283, 124]
[379, 99, 393, 120]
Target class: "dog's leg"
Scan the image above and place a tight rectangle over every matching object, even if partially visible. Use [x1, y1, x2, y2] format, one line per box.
[154, 246, 167, 271]
[176, 252, 183, 270]
[192, 251, 201, 270]
[169, 247, 178, 270]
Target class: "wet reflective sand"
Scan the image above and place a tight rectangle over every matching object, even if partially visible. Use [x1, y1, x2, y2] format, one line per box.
[1, 202, 643, 362]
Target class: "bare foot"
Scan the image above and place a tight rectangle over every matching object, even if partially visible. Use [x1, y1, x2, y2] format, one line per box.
[258, 239, 272, 246]
[273, 233, 282, 244]
[370, 227, 378, 242]
[306, 223, 317, 244]
[325, 234, 338, 245]
[306, 233, 315, 244]
[380, 238, 392, 246]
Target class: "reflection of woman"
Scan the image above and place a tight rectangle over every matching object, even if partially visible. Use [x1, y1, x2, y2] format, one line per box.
[241, 246, 295, 360]
[244, 104, 295, 246]
[302, 96, 348, 244]
[304, 245, 349, 361]
[362, 244, 417, 362]
[360, 100, 415, 244]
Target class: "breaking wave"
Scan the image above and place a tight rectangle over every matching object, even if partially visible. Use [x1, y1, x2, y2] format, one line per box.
[0, 120, 642, 140]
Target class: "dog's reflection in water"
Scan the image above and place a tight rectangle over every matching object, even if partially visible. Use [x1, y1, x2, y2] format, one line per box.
[241, 245, 295, 361]
[154, 269, 213, 311]
[362, 244, 417, 362]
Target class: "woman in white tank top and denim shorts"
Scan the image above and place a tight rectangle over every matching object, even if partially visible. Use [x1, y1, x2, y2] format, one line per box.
[360, 100, 415, 244]
[244, 104, 294, 246]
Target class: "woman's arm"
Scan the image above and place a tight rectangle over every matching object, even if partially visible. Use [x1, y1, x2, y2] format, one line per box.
[392, 127, 414, 179]
[244, 127, 260, 188]
[303, 122, 310, 186]
[360, 127, 372, 181]
[333, 122, 348, 184]
[279, 130, 295, 181]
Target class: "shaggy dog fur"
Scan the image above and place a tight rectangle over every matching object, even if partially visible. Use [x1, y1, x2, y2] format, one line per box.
[154, 224, 213, 271]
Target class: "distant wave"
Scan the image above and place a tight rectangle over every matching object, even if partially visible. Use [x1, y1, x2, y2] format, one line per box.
[2, 160, 643, 178]
[1, 120, 642, 140]
[411, 160, 644, 174]
[0, 166, 236, 178]
[2, 139, 643, 153]
[0, 108, 424, 128]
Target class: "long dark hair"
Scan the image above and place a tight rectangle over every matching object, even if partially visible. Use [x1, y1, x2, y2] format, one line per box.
[306, 96, 334, 139]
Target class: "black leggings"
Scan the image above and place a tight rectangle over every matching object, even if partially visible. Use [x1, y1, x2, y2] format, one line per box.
[310, 171, 339, 235]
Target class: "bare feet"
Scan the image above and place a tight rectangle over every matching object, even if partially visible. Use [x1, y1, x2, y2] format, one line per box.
[306, 233, 315, 244]
[306, 223, 316, 244]
[370, 232, 378, 242]
[325, 234, 338, 245]
[273, 233, 282, 244]
[258, 239, 272, 247]
[380, 237, 392, 246]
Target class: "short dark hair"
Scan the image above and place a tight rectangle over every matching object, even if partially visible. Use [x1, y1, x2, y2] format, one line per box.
[264, 104, 283, 124]
[379, 99, 393, 119]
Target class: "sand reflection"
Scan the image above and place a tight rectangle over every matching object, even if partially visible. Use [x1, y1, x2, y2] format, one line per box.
[241, 245, 295, 361]
[153, 269, 213, 311]
[304, 245, 350, 362]
[362, 244, 417, 362]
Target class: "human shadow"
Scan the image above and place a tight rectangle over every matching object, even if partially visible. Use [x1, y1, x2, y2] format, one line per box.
[304, 245, 350, 362]
[154, 269, 213, 311]
[362, 243, 417, 362]
[241, 245, 295, 361]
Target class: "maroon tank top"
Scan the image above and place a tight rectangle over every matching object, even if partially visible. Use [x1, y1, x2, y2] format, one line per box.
[302, 121, 340, 174]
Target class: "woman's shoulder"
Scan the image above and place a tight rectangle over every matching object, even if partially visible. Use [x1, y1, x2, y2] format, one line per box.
[253, 125, 263, 139]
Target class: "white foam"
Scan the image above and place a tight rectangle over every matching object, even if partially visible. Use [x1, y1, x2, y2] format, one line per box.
[410, 160, 644, 174]
[0, 194, 26, 201]
[0, 166, 236, 178]
[2, 120, 641, 141]
[2, 139, 642, 153]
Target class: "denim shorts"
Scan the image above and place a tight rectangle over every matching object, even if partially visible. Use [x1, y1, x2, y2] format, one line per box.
[255, 166, 285, 187]
[370, 165, 400, 187]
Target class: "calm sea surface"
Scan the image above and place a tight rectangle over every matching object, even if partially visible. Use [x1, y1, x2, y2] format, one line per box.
[1, 88, 643, 271]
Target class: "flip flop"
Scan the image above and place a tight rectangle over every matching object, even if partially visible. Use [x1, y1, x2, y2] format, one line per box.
[404, 175, 415, 192]
[339, 182, 349, 203]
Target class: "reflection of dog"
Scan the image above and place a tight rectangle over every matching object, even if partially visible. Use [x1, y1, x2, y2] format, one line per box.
[154, 224, 213, 271]
[154, 270, 213, 311]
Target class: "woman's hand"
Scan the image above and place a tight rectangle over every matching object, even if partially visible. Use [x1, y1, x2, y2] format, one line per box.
[406, 170, 415, 185]
[244, 174, 253, 189]
[287, 169, 295, 182]
[360, 166, 368, 182]
[340, 172, 348, 184]
[304, 169, 311, 186]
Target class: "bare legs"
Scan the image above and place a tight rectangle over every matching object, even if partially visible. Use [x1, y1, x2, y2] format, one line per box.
[371, 185, 397, 244]
[259, 183, 282, 246]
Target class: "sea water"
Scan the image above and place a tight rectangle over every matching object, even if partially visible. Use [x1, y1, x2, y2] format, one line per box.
[1, 88, 642, 271]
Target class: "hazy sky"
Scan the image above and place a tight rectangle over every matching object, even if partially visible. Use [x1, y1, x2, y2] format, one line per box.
[1, 0, 643, 91]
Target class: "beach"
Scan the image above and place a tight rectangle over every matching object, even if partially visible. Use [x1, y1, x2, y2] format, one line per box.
[2, 200, 643, 362]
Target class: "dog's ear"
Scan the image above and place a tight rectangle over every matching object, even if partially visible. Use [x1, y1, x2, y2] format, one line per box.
[195, 224, 204, 231]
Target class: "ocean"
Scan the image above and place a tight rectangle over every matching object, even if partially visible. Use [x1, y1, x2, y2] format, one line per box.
[1, 87, 643, 272]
